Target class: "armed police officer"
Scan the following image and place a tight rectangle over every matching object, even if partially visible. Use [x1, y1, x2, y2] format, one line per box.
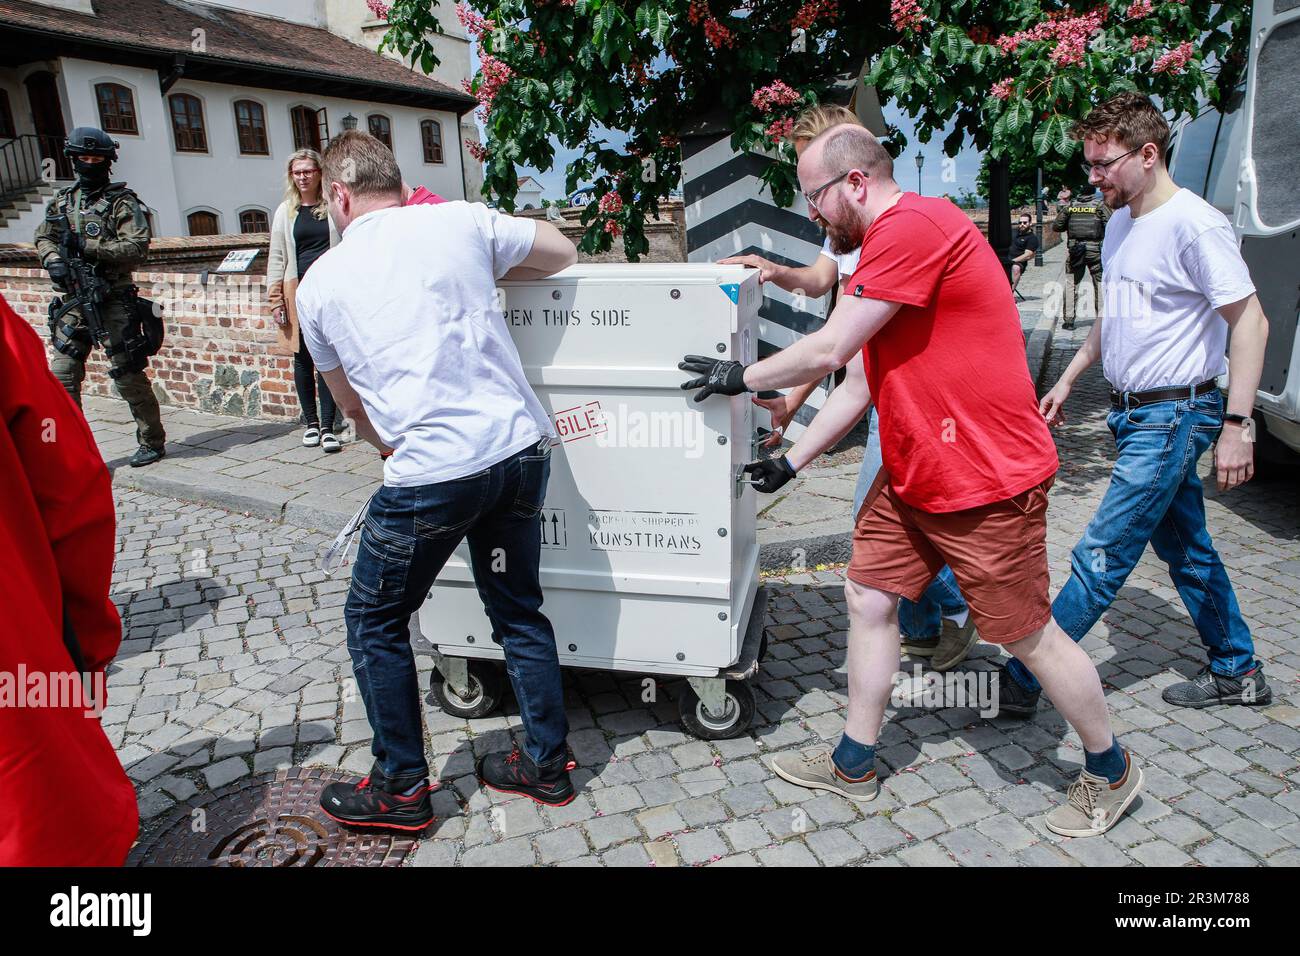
[1053, 186, 1110, 330]
[34, 127, 166, 467]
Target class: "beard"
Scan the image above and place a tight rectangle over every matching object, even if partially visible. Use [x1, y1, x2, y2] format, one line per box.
[826, 207, 867, 256]
[1099, 183, 1130, 209]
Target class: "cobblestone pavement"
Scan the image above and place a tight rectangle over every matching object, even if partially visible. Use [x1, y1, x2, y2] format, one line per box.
[109, 332, 1300, 867]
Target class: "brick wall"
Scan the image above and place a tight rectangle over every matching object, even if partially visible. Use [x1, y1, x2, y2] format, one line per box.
[1, 236, 298, 420]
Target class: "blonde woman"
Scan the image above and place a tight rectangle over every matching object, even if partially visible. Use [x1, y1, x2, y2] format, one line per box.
[268, 149, 343, 452]
[720, 103, 974, 670]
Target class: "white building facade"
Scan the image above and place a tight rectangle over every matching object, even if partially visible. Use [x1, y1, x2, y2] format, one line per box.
[0, 0, 480, 239]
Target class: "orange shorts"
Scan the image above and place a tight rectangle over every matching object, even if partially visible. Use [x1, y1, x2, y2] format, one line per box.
[847, 472, 1055, 644]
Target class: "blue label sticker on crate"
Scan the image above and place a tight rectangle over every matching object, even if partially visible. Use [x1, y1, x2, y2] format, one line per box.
[718, 283, 740, 304]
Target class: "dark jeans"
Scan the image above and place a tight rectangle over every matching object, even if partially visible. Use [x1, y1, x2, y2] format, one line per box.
[295, 331, 338, 431]
[1008, 388, 1258, 692]
[344, 438, 568, 787]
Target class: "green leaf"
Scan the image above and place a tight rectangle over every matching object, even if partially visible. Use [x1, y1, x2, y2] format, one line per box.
[1054, 120, 1077, 158]
[599, 2, 617, 35]
[1031, 116, 1054, 155]
[635, 2, 650, 32]
[1006, 99, 1029, 134]
[650, 8, 672, 45]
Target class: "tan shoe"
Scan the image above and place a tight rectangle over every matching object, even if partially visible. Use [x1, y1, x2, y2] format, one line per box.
[931, 617, 979, 672]
[1045, 751, 1143, 838]
[770, 748, 879, 803]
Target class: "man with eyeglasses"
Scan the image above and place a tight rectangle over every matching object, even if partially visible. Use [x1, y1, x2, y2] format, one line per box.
[681, 124, 1138, 838]
[718, 104, 977, 674]
[999, 92, 1273, 716]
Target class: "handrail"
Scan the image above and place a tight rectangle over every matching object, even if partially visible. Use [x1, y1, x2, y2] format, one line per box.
[0, 133, 71, 205]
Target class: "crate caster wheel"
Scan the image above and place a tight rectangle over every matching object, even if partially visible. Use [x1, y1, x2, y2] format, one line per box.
[427, 659, 503, 718]
[679, 678, 755, 740]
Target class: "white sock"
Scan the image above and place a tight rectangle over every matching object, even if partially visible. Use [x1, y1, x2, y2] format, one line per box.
[945, 610, 969, 628]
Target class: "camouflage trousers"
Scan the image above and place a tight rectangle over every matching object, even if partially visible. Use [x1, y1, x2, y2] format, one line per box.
[49, 301, 166, 450]
[1064, 242, 1104, 323]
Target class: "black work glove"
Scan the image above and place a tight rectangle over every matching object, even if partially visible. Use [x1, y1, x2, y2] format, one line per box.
[743, 455, 797, 494]
[679, 355, 750, 402]
[45, 257, 70, 290]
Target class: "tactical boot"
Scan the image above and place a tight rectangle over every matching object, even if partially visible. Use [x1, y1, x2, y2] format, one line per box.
[129, 444, 165, 467]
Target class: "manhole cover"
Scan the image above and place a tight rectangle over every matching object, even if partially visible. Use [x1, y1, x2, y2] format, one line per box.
[128, 767, 419, 867]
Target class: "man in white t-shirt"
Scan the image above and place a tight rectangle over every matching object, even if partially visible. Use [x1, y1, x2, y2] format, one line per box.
[999, 93, 1272, 723]
[294, 131, 578, 830]
[720, 105, 975, 672]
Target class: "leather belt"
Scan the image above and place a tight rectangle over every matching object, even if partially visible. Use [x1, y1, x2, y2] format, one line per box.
[1109, 379, 1217, 410]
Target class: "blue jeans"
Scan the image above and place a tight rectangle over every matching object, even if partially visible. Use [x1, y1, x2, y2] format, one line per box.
[852, 406, 968, 639]
[1007, 388, 1258, 693]
[345, 438, 568, 786]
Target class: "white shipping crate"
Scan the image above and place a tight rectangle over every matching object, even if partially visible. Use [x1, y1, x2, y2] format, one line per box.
[420, 264, 769, 736]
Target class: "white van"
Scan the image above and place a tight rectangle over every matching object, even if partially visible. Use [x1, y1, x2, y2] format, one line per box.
[1167, 1, 1300, 467]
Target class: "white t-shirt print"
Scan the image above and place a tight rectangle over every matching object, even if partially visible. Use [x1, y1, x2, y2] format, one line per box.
[296, 202, 556, 487]
[1100, 188, 1255, 394]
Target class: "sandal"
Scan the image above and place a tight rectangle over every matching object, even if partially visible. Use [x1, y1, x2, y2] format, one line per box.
[302, 426, 321, 447]
[321, 431, 341, 453]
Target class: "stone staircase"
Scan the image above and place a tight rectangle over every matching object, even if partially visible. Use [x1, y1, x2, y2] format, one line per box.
[0, 180, 70, 244]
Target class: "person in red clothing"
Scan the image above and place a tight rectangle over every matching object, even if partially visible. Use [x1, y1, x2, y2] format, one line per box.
[401, 182, 446, 206]
[681, 125, 1137, 838]
[0, 293, 137, 865]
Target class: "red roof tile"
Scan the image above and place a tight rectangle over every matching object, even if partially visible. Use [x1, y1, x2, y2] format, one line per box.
[0, 0, 475, 110]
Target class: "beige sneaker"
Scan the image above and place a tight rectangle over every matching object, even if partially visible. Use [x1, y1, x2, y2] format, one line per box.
[931, 617, 979, 672]
[901, 634, 940, 657]
[1045, 751, 1143, 838]
[770, 748, 879, 802]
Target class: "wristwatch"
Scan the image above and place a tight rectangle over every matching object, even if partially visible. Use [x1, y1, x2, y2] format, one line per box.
[1223, 413, 1251, 426]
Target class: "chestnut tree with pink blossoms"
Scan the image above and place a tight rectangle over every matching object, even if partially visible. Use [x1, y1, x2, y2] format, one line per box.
[368, 0, 1248, 259]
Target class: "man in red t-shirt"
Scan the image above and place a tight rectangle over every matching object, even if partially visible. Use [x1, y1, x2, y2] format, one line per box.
[680, 125, 1138, 838]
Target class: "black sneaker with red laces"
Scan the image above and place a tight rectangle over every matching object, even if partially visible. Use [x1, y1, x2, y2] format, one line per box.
[477, 745, 575, 806]
[319, 769, 435, 831]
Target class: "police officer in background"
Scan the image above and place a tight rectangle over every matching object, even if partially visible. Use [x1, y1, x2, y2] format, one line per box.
[1053, 185, 1110, 330]
[34, 127, 165, 467]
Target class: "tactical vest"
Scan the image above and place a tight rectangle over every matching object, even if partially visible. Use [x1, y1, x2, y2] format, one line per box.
[55, 182, 138, 282]
[1063, 203, 1105, 242]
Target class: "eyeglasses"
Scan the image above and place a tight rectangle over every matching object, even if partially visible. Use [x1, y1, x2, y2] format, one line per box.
[803, 170, 853, 213]
[1080, 145, 1144, 178]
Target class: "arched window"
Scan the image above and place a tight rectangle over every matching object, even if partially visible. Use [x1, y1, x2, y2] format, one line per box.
[239, 209, 269, 234]
[234, 99, 269, 155]
[187, 210, 219, 236]
[169, 93, 206, 152]
[239, 208, 269, 231]
[95, 83, 137, 135]
[367, 113, 392, 150]
[421, 119, 443, 164]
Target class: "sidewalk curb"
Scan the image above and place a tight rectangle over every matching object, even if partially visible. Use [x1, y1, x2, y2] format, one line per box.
[1025, 281, 1060, 390]
[111, 466, 353, 534]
